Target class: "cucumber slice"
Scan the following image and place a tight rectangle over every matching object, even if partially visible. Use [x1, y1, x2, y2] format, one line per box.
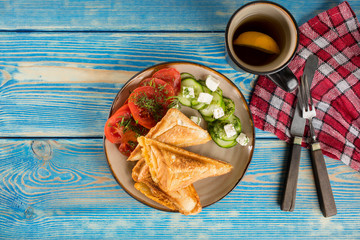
[213, 136, 237, 148]
[199, 91, 224, 117]
[208, 114, 242, 142]
[191, 100, 206, 110]
[202, 115, 216, 122]
[199, 102, 216, 117]
[199, 80, 223, 96]
[178, 78, 203, 107]
[180, 72, 195, 80]
[208, 120, 237, 141]
[208, 124, 237, 148]
[215, 87, 223, 96]
[190, 81, 208, 110]
[178, 92, 192, 107]
[219, 97, 235, 121]
[224, 114, 241, 133]
[200, 82, 211, 94]
[197, 84, 225, 115]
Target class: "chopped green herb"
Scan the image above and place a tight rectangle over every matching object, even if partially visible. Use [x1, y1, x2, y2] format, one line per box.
[128, 141, 137, 148]
[183, 87, 190, 96]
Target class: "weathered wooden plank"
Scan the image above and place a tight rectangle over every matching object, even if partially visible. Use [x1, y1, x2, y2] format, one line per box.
[0, 138, 359, 239]
[0, 0, 359, 31]
[0, 32, 265, 137]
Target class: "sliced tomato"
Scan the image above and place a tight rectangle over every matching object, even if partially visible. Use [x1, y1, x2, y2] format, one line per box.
[104, 104, 148, 156]
[104, 104, 132, 144]
[152, 68, 181, 94]
[118, 142, 135, 156]
[139, 77, 175, 105]
[139, 77, 172, 90]
[128, 86, 169, 129]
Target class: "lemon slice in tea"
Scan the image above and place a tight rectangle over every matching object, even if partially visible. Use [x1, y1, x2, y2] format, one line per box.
[234, 31, 280, 55]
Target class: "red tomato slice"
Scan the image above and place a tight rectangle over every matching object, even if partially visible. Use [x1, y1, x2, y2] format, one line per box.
[118, 142, 135, 156]
[104, 104, 132, 144]
[104, 104, 148, 155]
[152, 68, 181, 94]
[139, 77, 175, 105]
[128, 86, 169, 129]
[140, 77, 172, 91]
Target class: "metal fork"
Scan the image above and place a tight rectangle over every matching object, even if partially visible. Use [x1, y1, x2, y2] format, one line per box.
[300, 75, 317, 142]
[299, 75, 337, 217]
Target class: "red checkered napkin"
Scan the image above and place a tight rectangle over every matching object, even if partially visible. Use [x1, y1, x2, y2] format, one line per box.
[249, 1, 360, 172]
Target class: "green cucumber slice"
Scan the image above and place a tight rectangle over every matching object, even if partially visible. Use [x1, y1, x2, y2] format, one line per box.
[199, 91, 224, 117]
[180, 72, 195, 80]
[224, 114, 241, 133]
[191, 100, 206, 110]
[178, 92, 192, 107]
[208, 121, 236, 141]
[208, 125, 237, 148]
[178, 78, 203, 107]
[219, 97, 235, 121]
[213, 137, 237, 148]
[199, 80, 223, 95]
[208, 114, 242, 142]
[202, 115, 216, 122]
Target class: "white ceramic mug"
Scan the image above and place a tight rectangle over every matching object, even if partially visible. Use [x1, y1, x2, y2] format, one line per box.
[225, 1, 299, 92]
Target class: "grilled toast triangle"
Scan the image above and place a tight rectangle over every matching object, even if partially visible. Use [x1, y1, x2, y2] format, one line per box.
[127, 108, 211, 161]
[132, 159, 202, 215]
[138, 136, 233, 192]
[134, 181, 202, 215]
[132, 158, 151, 183]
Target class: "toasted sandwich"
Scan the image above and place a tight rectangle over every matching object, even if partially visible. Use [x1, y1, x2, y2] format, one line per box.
[132, 158, 150, 182]
[137, 136, 233, 192]
[132, 159, 202, 215]
[127, 108, 211, 161]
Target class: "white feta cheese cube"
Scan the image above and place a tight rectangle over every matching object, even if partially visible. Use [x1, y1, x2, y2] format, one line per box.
[206, 75, 220, 92]
[197, 92, 213, 104]
[190, 116, 201, 125]
[213, 106, 225, 119]
[236, 133, 249, 146]
[183, 87, 195, 98]
[224, 124, 237, 138]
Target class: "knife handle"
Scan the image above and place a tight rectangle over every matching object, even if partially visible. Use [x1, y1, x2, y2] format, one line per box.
[310, 142, 337, 217]
[281, 136, 302, 212]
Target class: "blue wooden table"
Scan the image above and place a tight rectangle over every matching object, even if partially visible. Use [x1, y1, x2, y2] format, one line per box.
[1, 0, 360, 239]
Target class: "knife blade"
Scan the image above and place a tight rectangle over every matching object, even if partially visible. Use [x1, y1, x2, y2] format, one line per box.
[281, 55, 318, 212]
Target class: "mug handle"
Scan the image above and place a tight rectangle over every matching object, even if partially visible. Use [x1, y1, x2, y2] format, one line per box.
[267, 66, 298, 92]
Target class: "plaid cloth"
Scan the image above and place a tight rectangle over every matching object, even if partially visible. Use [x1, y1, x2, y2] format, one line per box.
[249, 1, 360, 172]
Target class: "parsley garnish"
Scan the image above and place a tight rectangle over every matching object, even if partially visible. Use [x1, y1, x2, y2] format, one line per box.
[183, 87, 190, 96]
[128, 141, 137, 148]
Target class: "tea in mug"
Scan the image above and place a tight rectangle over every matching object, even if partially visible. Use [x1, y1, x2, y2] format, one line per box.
[232, 16, 284, 66]
[225, 1, 299, 91]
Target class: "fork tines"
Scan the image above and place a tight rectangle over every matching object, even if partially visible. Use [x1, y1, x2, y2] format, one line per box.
[301, 75, 316, 119]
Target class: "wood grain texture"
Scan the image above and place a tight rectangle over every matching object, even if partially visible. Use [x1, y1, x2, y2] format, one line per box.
[0, 32, 259, 138]
[1, 0, 360, 239]
[0, 139, 359, 239]
[0, 0, 359, 31]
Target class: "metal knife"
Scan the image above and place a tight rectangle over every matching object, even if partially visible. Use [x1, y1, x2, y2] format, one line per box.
[281, 55, 318, 212]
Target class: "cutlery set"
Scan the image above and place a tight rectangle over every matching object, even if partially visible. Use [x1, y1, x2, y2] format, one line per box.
[281, 55, 337, 217]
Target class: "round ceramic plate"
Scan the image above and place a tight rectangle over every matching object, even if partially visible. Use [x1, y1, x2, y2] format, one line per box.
[104, 61, 255, 212]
